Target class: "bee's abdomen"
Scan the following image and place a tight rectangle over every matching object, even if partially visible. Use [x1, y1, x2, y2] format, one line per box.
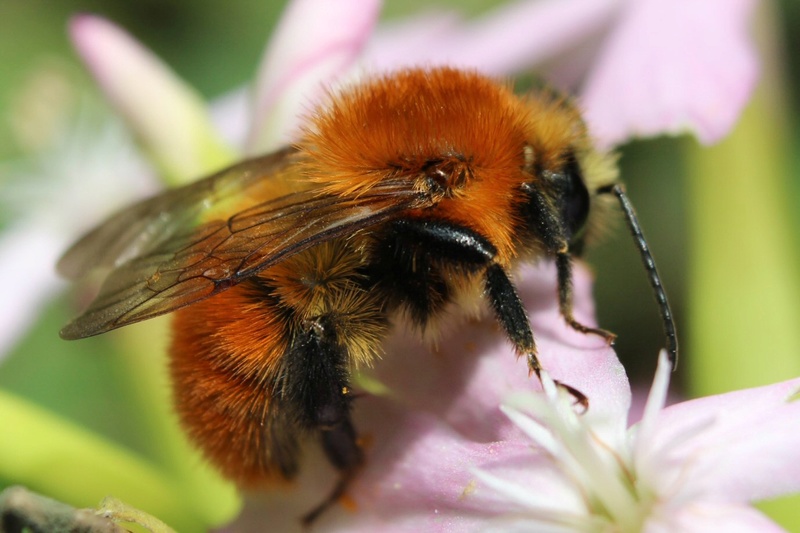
[170, 281, 299, 485]
[169, 239, 386, 486]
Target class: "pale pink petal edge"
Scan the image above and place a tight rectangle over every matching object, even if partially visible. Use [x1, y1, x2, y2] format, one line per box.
[580, 0, 759, 148]
[247, 0, 382, 151]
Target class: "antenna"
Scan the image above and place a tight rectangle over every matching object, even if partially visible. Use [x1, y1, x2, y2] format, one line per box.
[597, 184, 679, 369]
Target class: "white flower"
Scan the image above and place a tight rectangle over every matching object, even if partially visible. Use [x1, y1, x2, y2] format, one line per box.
[475, 351, 800, 532]
[0, 99, 155, 354]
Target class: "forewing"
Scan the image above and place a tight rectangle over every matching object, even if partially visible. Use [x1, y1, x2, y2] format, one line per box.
[57, 148, 297, 280]
[60, 181, 427, 339]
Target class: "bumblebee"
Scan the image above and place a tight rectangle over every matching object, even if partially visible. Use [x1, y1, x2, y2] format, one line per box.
[59, 67, 676, 523]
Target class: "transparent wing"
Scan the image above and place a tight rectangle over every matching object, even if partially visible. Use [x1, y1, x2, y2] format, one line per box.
[58, 148, 298, 280]
[60, 165, 428, 339]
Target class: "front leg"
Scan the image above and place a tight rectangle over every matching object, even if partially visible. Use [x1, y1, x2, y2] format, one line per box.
[484, 263, 538, 370]
[376, 218, 586, 405]
[483, 262, 588, 408]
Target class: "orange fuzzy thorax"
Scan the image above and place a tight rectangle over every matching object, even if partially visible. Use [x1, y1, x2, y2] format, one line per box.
[298, 67, 589, 264]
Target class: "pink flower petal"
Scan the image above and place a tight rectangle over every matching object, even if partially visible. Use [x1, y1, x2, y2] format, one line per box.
[69, 15, 233, 182]
[646, 378, 800, 504]
[236, 406, 559, 532]
[364, 0, 621, 76]
[644, 502, 787, 533]
[230, 261, 625, 532]
[326, 405, 553, 531]
[580, 0, 758, 148]
[361, 11, 464, 72]
[246, 0, 381, 153]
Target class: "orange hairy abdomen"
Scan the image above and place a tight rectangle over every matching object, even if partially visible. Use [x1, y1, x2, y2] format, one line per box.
[170, 280, 293, 486]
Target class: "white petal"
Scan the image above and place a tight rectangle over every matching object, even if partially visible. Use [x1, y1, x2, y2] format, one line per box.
[633, 350, 673, 455]
[0, 222, 65, 358]
[209, 88, 249, 148]
[500, 404, 560, 456]
[644, 502, 787, 533]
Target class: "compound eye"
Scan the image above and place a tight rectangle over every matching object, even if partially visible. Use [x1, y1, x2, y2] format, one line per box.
[560, 157, 590, 242]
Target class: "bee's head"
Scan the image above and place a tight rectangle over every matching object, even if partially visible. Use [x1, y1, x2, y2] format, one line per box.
[518, 144, 618, 256]
[517, 140, 678, 367]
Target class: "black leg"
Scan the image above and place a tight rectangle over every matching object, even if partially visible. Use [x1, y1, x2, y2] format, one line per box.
[484, 263, 539, 372]
[484, 262, 588, 409]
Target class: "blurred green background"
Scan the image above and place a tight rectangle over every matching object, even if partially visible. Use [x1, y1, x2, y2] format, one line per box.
[1, 0, 799, 530]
